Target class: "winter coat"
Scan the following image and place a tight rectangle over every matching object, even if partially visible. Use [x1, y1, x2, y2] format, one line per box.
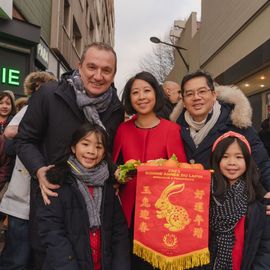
[157, 98, 176, 120]
[170, 85, 270, 191]
[36, 163, 130, 270]
[15, 70, 124, 177]
[0, 106, 30, 220]
[193, 199, 270, 270]
[0, 135, 11, 192]
[259, 129, 270, 157]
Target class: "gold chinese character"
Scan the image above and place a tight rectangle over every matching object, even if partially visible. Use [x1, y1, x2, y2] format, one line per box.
[194, 214, 204, 226]
[194, 189, 205, 200]
[140, 197, 151, 208]
[139, 222, 149, 233]
[142, 186, 152, 194]
[194, 202, 204, 212]
[193, 227, 203, 239]
[140, 209, 150, 220]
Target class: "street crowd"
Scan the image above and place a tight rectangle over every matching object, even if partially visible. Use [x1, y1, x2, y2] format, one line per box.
[0, 42, 270, 270]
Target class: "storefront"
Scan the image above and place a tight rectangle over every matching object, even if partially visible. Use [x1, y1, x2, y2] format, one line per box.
[216, 39, 270, 131]
[0, 18, 40, 96]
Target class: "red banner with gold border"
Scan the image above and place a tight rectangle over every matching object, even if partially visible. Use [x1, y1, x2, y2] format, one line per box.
[134, 166, 211, 270]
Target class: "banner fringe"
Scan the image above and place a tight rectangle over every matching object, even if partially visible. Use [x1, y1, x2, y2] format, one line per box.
[133, 242, 210, 270]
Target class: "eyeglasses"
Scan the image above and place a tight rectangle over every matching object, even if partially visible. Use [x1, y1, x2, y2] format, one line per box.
[183, 88, 212, 99]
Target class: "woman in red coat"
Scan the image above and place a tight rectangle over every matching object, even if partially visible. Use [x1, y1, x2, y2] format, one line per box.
[113, 71, 186, 270]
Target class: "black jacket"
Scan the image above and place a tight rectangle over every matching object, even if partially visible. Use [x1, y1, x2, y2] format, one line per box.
[177, 102, 270, 192]
[15, 71, 124, 176]
[157, 98, 175, 120]
[193, 200, 270, 270]
[36, 163, 130, 270]
[259, 129, 270, 157]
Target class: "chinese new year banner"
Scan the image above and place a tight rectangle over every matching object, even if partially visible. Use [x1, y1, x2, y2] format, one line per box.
[134, 166, 211, 270]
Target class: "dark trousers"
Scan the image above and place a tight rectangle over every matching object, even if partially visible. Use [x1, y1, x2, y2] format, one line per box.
[0, 215, 31, 270]
[31, 250, 45, 270]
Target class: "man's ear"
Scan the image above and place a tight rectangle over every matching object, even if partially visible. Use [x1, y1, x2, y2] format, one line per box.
[71, 146, 75, 154]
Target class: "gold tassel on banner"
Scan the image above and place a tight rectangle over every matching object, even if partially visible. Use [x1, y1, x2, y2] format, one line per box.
[134, 241, 210, 270]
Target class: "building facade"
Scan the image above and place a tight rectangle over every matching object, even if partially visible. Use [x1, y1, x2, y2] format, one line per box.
[168, 0, 270, 130]
[0, 0, 115, 96]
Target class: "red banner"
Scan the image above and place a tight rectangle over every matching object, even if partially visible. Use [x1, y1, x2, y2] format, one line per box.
[134, 166, 211, 270]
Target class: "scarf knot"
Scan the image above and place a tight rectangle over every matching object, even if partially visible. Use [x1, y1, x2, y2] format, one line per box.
[184, 100, 221, 147]
[68, 155, 109, 229]
[67, 69, 113, 131]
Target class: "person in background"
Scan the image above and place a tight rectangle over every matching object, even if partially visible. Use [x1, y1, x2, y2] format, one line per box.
[37, 123, 130, 270]
[259, 118, 270, 157]
[0, 91, 16, 134]
[15, 42, 124, 269]
[0, 91, 16, 235]
[113, 71, 186, 270]
[170, 70, 270, 201]
[15, 97, 29, 112]
[0, 71, 57, 270]
[158, 80, 181, 119]
[0, 135, 11, 197]
[163, 80, 182, 104]
[200, 131, 270, 270]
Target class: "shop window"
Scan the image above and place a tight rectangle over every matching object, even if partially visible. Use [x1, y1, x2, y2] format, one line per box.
[72, 17, 82, 54]
[63, 0, 70, 33]
[89, 16, 94, 41]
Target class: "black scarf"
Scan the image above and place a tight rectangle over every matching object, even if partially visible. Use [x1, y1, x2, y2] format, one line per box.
[210, 179, 248, 269]
[68, 155, 109, 228]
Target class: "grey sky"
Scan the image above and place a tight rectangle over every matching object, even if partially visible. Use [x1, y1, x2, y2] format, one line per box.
[114, 0, 201, 94]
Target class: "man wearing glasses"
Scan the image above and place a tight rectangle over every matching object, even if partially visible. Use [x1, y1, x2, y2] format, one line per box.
[171, 70, 270, 199]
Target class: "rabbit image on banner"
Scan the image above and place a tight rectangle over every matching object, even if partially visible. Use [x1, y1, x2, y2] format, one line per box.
[155, 182, 191, 232]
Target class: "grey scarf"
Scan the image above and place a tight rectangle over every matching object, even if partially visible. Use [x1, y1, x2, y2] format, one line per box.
[68, 155, 109, 228]
[67, 69, 113, 130]
[185, 101, 221, 147]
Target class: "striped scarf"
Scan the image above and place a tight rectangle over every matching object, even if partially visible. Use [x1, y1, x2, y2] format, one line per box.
[68, 69, 112, 131]
[68, 155, 109, 228]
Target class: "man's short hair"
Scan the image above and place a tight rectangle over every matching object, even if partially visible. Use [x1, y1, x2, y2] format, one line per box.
[80, 42, 117, 74]
[181, 70, 215, 95]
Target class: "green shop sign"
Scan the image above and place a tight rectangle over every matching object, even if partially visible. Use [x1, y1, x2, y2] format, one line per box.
[0, 47, 29, 96]
[1, 67, 21, 86]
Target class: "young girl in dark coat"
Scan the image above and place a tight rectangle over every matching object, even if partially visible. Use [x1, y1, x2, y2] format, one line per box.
[36, 123, 130, 270]
[204, 131, 270, 270]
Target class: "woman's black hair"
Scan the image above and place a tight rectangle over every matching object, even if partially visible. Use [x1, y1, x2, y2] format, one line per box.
[211, 136, 260, 202]
[121, 71, 164, 115]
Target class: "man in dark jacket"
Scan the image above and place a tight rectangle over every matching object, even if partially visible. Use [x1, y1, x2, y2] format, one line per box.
[158, 80, 181, 119]
[14, 42, 125, 267]
[170, 70, 270, 196]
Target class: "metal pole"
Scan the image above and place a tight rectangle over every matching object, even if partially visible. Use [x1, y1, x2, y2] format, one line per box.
[174, 47, 189, 71]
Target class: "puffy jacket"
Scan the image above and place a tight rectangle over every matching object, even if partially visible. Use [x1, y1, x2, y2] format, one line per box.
[171, 85, 270, 191]
[36, 163, 130, 270]
[192, 200, 270, 270]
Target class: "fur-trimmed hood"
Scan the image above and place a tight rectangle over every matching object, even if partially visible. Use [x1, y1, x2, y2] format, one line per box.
[170, 85, 252, 129]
